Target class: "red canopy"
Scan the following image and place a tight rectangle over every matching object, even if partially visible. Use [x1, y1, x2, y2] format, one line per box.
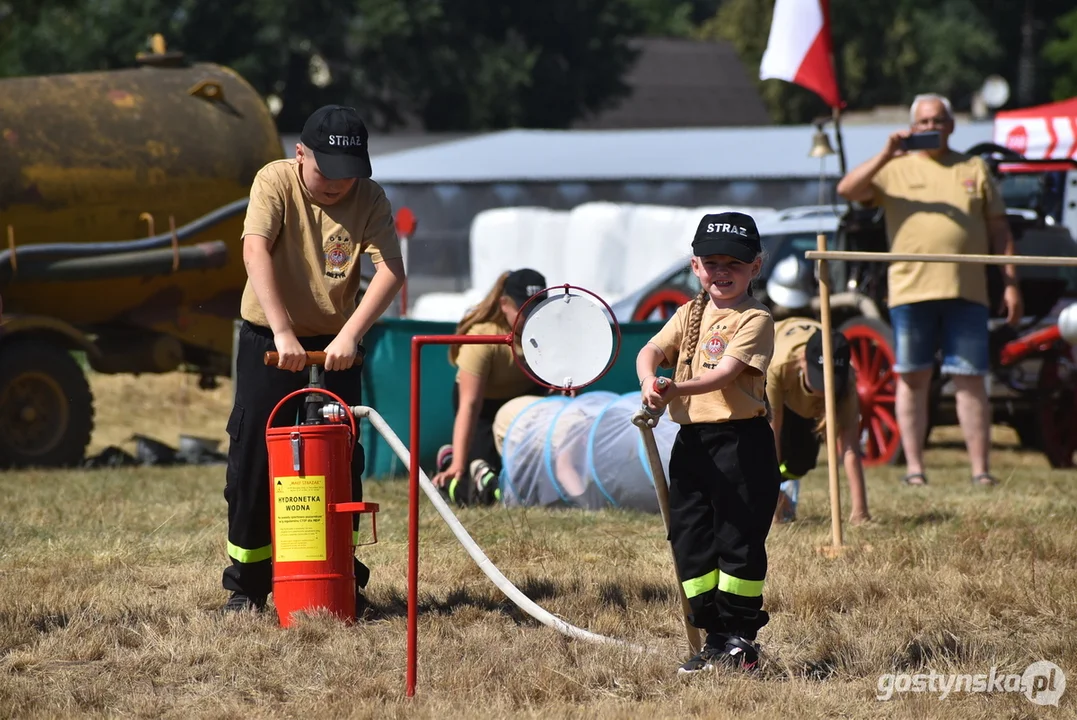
[993, 97, 1077, 159]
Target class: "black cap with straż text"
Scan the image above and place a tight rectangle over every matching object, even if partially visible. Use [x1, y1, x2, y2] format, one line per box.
[503, 268, 548, 317]
[805, 329, 852, 400]
[692, 211, 761, 263]
[300, 105, 373, 180]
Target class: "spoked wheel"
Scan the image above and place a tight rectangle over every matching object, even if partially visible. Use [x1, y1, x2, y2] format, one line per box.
[632, 285, 695, 322]
[839, 317, 902, 467]
[1036, 348, 1077, 468]
[0, 338, 94, 468]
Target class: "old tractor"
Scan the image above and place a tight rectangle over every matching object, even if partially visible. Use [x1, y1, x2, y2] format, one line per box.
[0, 37, 284, 468]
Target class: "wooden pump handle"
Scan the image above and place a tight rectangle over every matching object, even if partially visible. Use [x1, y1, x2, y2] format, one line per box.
[264, 351, 338, 368]
[264, 347, 366, 368]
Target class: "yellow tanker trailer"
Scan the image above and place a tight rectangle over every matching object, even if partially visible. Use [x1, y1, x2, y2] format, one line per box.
[0, 41, 283, 468]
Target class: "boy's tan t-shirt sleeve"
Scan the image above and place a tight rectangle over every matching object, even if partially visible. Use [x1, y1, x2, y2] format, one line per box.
[242, 167, 285, 248]
[723, 311, 774, 375]
[647, 306, 687, 368]
[362, 185, 403, 264]
[765, 362, 786, 415]
[455, 342, 494, 380]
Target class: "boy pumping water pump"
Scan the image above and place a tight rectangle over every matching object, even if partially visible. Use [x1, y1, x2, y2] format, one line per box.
[222, 105, 405, 613]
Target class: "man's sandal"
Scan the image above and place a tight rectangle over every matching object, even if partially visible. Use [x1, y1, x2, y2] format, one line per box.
[902, 473, 928, 486]
[972, 473, 998, 486]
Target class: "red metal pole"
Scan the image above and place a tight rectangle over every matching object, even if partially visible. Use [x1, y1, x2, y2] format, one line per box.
[406, 333, 512, 698]
[399, 234, 409, 316]
[407, 336, 421, 697]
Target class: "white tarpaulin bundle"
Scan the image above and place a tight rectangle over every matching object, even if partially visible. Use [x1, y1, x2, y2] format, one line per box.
[499, 391, 680, 513]
[408, 201, 777, 322]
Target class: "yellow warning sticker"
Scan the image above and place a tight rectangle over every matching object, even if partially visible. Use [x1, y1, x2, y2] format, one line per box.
[273, 475, 326, 562]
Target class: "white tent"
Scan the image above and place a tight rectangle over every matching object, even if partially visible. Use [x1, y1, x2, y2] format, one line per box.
[993, 97, 1077, 159]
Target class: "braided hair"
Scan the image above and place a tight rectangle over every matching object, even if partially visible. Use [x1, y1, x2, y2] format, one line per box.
[675, 289, 709, 383]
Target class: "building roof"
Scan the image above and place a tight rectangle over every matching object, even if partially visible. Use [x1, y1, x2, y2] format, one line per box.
[367, 122, 998, 184]
[572, 37, 771, 130]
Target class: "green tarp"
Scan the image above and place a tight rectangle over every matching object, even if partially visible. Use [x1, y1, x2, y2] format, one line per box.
[359, 318, 667, 478]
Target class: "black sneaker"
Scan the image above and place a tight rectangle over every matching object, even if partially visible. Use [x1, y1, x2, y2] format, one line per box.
[677, 635, 760, 675]
[471, 459, 499, 506]
[677, 643, 726, 674]
[354, 558, 371, 620]
[715, 635, 760, 672]
[436, 445, 453, 474]
[221, 592, 266, 613]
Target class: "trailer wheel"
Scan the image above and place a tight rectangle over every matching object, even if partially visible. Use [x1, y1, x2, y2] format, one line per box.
[0, 338, 94, 468]
[1036, 349, 1077, 468]
[839, 317, 903, 467]
[632, 285, 695, 322]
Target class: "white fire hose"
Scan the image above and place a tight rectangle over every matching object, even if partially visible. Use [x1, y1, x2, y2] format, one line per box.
[345, 404, 653, 655]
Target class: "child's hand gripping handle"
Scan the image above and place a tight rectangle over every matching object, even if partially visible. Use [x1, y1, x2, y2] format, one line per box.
[633, 377, 671, 429]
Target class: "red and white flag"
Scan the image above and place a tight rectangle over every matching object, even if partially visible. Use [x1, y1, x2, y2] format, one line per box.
[759, 0, 842, 108]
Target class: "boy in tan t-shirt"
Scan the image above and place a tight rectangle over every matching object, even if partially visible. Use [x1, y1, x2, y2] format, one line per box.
[636, 211, 781, 676]
[767, 317, 869, 525]
[222, 105, 405, 613]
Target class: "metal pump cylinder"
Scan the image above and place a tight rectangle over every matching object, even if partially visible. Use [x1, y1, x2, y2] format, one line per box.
[265, 387, 378, 627]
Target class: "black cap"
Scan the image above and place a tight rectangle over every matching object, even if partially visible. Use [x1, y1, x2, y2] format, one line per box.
[692, 211, 762, 263]
[503, 268, 548, 316]
[299, 105, 373, 180]
[805, 329, 852, 399]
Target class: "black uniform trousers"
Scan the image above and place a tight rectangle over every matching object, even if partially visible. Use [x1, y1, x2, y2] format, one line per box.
[667, 416, 782, 642]
[222, 320, 366, 599]
[779, 406, 822, 479]
[451, 383, 507, 475]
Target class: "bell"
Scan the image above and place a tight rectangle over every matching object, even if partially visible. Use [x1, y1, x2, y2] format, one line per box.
[809, 126, 836, 158]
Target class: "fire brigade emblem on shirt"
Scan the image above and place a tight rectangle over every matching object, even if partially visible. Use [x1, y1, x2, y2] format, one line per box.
[703, 330, 726, 368]
[324, 237, 352, 279]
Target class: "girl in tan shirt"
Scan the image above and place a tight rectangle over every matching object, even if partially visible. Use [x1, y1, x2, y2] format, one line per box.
[636, 211, 781, 675]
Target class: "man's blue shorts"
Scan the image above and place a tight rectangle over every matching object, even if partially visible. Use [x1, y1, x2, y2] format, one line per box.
[888, 298, 990, 376]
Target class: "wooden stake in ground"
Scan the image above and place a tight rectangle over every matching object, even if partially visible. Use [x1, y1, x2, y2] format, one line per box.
[632, 397, 704, 657]
[816, 232, 844, 552]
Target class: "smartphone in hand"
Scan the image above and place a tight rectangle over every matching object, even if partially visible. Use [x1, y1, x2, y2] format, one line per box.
[900, 131, 941, 151]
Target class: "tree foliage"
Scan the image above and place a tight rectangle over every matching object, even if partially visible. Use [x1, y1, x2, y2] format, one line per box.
[697, 0, 1076, 124]
[0, 0, 1075, 131]
[348, 0, 659, 131]
[1043, 8, 1077, 101]
[0, 0, 684, 132]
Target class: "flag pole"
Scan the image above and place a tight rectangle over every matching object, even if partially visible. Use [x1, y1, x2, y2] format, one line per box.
[831, 106, 847, 177]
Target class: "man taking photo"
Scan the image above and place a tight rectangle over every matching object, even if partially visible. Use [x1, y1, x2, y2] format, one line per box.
[836, 93, 1023, 487]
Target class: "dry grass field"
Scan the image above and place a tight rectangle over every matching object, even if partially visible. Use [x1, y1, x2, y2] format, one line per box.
[1, 371, 1076, 719]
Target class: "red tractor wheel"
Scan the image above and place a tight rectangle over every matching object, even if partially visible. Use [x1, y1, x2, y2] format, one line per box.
[632, 285, 695, 322]
[839, 317, 903, 467]
[1036, 348, 1077, 468]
